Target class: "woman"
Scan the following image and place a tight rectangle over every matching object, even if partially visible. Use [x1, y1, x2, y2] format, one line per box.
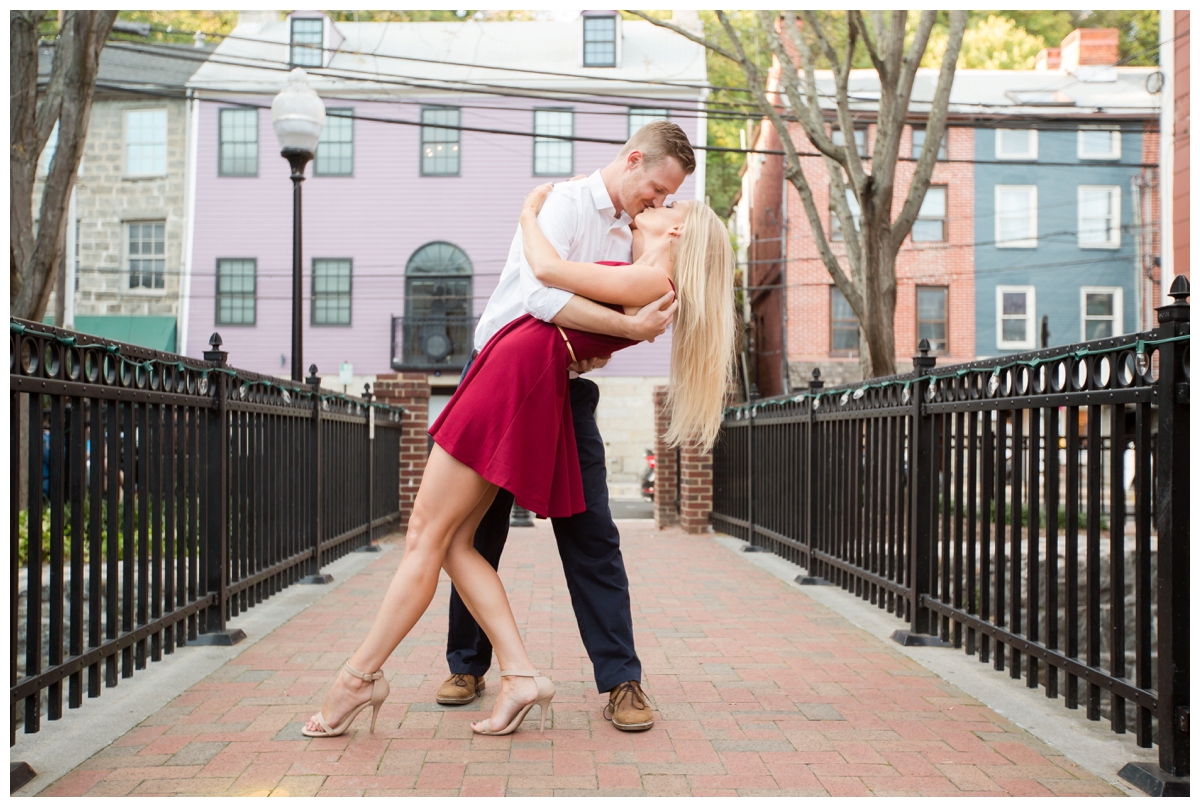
[303, 185, 736, 739]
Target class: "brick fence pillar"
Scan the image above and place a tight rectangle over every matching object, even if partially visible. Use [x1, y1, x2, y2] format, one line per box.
[652, 385, 713, 533]
[652, 386, 678, 528]
[372, 372, 430, 533]
[679, 437, 713, 534]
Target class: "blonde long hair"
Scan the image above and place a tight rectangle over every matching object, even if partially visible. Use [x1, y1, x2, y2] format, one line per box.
[664, 202, 737, 451]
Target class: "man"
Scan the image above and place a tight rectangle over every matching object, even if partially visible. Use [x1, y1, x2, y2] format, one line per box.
[435, 121, 696, 732]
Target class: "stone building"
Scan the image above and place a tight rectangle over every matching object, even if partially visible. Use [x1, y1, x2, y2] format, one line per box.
[37, 40, 214, 351]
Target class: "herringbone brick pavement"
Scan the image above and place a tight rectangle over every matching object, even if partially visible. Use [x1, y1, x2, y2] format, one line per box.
[41, 522, 1120, 797]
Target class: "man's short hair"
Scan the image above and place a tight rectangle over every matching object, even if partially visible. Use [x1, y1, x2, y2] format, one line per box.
[622, 120, 696, 176]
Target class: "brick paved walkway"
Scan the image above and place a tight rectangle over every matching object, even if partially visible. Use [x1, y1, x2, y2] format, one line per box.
[42, 522, 1121, 797]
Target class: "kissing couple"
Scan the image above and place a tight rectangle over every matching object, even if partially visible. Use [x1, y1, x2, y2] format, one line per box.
[303, 121, 736, 738]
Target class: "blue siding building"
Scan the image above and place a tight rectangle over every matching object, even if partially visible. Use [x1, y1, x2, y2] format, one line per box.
[974, 123, 1149, 355]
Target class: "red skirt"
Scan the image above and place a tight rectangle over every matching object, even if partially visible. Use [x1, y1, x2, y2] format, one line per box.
[429, 311, 637, 518]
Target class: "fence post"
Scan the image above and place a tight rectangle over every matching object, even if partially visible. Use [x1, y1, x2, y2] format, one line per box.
[746, 400, 755, 547]
[193, 334, 245, 646]
[358, 383, 381, 552]
[301, 365, 333, 583]
[1120, 276, 1190, 795]
[893, 340, 945, 646]
[797, 369, 830, 585]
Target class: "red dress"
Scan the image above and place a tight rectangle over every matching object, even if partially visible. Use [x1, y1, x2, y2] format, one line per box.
[429, 262, 641, 518]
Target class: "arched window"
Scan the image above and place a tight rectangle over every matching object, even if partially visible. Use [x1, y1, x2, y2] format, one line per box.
[405, 241, 472, 319]
[398, 242, 474, 368]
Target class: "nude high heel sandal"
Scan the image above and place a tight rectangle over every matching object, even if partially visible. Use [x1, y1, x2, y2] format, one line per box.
[471, 670, 555, 736]
[301, 663, 390, 738]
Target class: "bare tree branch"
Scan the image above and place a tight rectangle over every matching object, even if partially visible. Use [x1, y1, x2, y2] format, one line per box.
[623, 10, 740, 64]
[891, 10, 966, 249]
[11, 9, 117, 321]
[850, 11, 886, 78]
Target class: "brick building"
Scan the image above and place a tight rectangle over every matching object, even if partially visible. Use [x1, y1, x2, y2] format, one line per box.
[733, 26, 1162, 393]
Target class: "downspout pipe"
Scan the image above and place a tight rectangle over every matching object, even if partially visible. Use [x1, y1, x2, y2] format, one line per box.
[178, 88, 199, 356]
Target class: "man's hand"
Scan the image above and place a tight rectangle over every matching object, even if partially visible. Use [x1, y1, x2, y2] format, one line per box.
[626, 291, 677, 343]
[568, 355, 611, 374]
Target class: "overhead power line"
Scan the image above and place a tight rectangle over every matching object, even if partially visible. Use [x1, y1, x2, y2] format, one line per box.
[95, 80, 1161, 167]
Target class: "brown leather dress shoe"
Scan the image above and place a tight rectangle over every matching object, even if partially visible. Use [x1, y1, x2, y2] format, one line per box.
[436, 673, 486, 705]
[604, 680, 654, 731]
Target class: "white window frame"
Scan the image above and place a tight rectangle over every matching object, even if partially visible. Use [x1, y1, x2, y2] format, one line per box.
[290, 17, 324, 68]
[123, 220, 167, 296]
[582, 14, 618, 67]
[996, 285, 1037, 351]
[912, 186, 947, 242]
[1080, 286, 1124, 341]
[627, 107, 669, 138]
[994, 185, 1038, 248]
[123, 108, 168, 178]
[1077, 185, 1121, 249]
[533, 108, 574, 176]
[995, 128, 1038, 161]
[1077, 126, 1121, 160]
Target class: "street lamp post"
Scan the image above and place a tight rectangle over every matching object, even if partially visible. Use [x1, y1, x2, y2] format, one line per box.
[271, 68, 326, 382]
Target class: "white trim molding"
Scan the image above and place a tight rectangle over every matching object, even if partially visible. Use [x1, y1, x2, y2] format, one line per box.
[1080, 285, 1124, 341]
[1077, 126, 1122, 160]
[996, 285, 1037, 351]
[995, 128, 1038, 160]
[995, 184, 1038, 248]
[1077, 184, 1122, 249]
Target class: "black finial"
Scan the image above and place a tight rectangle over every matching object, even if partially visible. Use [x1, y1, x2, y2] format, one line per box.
[812, 368, 821, 380]
[208, 332, 222, 349]
[309, 364, 318, 376]
[1169, 274, 1190, 303]
[363, 382, 372, 397]
[918, 338, 931, 356]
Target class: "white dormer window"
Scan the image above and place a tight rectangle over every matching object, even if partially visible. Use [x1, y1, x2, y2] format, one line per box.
[290, 17, 323, 68]
[995, 128, 1038, 160]
[583, 15, 617, 67]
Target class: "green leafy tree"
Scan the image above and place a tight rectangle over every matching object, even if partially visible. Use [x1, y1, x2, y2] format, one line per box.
[635, 11, 968, 379]
[924, 14, 1045, 69]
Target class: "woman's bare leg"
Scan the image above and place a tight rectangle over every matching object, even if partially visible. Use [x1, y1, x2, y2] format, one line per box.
[304, 445, 496, 733]
[441, 511, 542, 732]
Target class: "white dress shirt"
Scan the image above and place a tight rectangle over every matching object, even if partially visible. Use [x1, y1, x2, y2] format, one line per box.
[474, 171, 634, 351]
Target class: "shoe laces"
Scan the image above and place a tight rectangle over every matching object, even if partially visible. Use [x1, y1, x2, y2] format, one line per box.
[610, 681, 648, 711]
[451, 673, 473, 688]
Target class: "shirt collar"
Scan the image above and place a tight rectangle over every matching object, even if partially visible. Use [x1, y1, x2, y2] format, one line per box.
[587, 170, 632, 228]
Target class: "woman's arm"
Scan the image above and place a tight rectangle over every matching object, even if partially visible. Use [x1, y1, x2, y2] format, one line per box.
[520, 184, 671, 309]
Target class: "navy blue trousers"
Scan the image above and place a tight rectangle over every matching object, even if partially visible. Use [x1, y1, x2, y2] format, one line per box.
[445, 375, 641, 694]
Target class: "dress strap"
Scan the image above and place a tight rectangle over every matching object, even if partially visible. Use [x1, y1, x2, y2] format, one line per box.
[555, 325, 578, 364]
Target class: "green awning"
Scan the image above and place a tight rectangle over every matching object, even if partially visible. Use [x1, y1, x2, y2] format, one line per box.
[60, 316, 178, 352]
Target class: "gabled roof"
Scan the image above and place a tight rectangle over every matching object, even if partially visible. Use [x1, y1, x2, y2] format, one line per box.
[796, 66, 1160, 122]
[39, 40, 216, 91]
[187, 16, 707, 99]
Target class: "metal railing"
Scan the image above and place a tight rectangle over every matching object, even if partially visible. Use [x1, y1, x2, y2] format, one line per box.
[710, 278, 1190, 784]
[9, 320, 404, 745]
[391, 315, 478, 371]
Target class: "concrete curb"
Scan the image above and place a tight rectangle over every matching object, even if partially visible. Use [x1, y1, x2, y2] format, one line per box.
[713, 535, 1157, 798]
[12, 542, 394, 797]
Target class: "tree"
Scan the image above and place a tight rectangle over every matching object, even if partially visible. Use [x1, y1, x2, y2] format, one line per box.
[634, 11, 967, 378]
[11, 10, 117, 322]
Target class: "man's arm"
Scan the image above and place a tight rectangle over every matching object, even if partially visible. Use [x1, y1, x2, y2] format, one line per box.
[518, 191, 577, 323]
[552, 291, 677, 343]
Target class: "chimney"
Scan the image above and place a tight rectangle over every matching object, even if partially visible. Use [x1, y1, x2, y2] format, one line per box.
[673, 10, 702, 36]
[1060, 28, 1119, 82]
[1035, 47, 1061, 71]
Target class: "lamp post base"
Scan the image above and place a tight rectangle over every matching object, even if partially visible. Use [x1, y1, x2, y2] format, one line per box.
[1118, 762, 1189, 797]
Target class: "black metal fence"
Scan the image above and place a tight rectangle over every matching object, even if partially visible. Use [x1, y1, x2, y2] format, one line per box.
[711, 279, 1190, 785]
[9, 320, 404, 745]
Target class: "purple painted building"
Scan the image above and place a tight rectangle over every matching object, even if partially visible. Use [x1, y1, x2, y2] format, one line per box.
[182, 11, 708, 382]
